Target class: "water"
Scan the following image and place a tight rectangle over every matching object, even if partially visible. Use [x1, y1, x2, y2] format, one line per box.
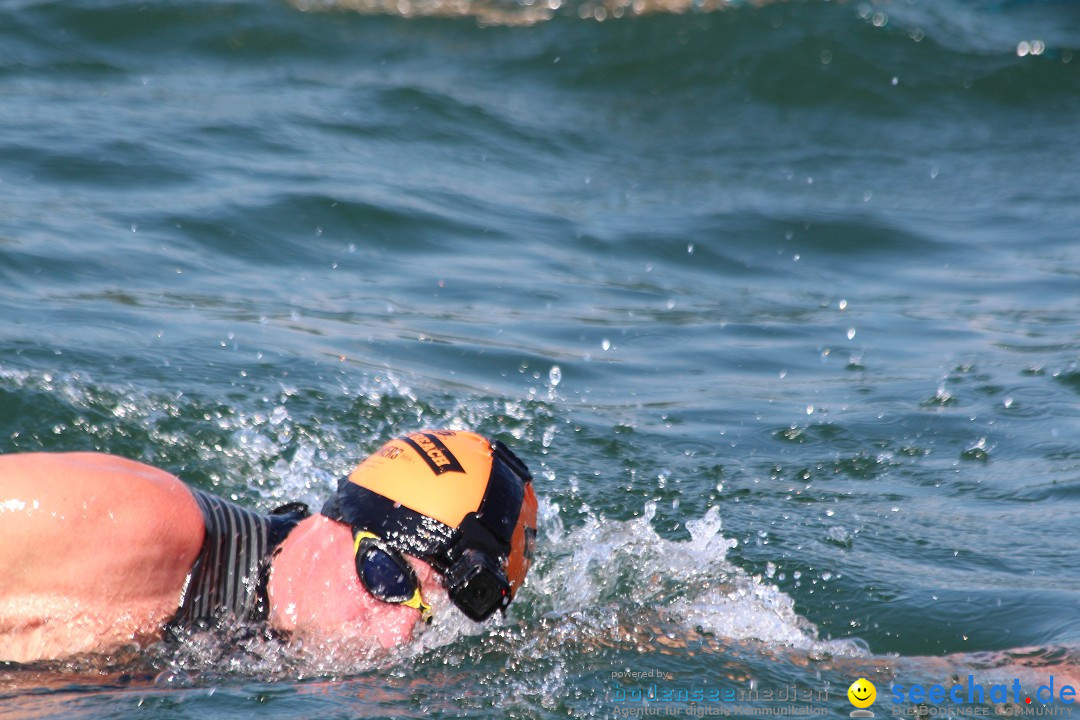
[2, 0, 1080, 716]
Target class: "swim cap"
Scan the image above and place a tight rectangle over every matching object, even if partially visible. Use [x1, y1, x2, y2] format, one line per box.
[321, 430, 538, 620]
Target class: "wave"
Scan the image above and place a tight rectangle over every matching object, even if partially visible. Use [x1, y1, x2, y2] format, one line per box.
[8, 0, 1078, 100]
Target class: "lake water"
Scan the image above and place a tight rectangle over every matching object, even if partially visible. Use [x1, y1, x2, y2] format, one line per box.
[2, 0, 1080, 716]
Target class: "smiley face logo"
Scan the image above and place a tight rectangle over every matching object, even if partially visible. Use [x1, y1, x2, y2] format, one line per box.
[848, 678, 877, 709]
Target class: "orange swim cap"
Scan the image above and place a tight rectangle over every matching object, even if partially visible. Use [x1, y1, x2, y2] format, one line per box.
[322, 430, 537, 619]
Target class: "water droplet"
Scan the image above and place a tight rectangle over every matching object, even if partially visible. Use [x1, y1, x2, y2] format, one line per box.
[601, 338, 611, 351]
[847, 328, 856, 340]
[827, 526, 853, 547]
[270, 406, 288, 426]
[963, 438, 991, 462]
[548, 365, 562, 387]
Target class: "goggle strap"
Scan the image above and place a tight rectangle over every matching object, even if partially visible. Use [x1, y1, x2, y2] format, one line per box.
[473, 449, 526, 547]
[336, 479, 456, 563]
[402, 588, 433, 623]
[491, 439, 533, 484]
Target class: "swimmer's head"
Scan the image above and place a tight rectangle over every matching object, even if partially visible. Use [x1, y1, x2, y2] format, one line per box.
[321, 430, 538, 622]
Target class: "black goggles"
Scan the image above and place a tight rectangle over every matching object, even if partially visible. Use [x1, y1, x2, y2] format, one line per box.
[353, 531, 432, 623]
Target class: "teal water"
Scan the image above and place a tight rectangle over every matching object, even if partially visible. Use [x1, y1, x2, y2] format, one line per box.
[2, 0, 1080, 716]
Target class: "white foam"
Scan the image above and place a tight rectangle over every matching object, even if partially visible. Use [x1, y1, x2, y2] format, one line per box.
[526, 499, 868, 658]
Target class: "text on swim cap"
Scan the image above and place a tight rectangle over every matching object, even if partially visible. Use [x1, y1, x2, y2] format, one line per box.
[402, 432, 467, 475]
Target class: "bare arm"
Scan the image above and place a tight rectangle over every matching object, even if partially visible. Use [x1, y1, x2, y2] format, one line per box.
[0, 453, 205, 662]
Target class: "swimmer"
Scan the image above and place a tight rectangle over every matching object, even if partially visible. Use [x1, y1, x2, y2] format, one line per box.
[0, 430, 537, 664]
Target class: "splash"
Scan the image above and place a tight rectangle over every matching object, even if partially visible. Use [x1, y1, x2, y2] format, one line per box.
[133, 500, 869, 680]
[525, 500, 868, 657]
